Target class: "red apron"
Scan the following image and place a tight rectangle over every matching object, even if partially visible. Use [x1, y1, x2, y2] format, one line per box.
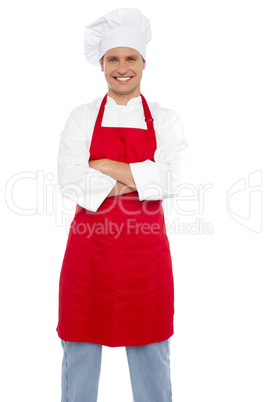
[56, 94, 174, 347]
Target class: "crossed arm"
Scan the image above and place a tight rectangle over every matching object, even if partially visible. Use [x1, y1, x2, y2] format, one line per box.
[89, 158, 137, 198]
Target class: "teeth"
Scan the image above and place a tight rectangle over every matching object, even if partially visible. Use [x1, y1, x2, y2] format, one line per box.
[116, 77, 131, 81]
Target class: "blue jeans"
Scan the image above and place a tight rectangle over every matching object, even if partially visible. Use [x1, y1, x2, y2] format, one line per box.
[60, 338, 172, 402]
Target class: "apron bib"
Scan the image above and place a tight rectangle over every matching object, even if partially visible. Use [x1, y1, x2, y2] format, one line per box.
[56, 94, 174, 347]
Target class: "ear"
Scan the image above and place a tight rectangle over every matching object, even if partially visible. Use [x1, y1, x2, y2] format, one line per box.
[99, 57, 104, 72]
[142, 59, 146, 71]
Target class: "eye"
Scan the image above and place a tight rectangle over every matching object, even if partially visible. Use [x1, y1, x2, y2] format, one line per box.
[108, 58, 116, 62]
[128, 57, 136, 61]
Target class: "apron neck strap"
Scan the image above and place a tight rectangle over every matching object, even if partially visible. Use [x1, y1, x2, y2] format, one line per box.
[95, 94, 108, 128]
[141, 94, 154, 129]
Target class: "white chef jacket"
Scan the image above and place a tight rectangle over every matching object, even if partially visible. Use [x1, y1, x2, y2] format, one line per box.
[57, 95, 188, 212]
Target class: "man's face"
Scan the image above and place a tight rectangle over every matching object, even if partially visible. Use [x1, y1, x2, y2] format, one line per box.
[100, 47, 146, 99]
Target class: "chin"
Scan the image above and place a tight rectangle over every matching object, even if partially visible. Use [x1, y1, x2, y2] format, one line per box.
[115, 85, 138, 95]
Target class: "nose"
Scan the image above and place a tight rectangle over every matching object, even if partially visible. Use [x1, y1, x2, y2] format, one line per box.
[117, 60, 128, 75]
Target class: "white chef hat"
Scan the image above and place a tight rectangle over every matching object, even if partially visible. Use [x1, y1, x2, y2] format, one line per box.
[84, 8, 152, 67]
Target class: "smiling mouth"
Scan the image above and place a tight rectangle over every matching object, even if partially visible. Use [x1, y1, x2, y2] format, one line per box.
[113, 76, 133, 82]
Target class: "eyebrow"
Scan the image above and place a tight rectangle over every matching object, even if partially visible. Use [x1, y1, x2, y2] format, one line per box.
[106, 55, 138, 59]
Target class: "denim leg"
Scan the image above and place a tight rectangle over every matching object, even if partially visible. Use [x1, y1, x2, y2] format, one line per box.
[61, 340, 102, 402]
[125, 338, 172, 402]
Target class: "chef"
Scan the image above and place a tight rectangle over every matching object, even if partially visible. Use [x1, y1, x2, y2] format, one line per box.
[56, 8, 188, 402]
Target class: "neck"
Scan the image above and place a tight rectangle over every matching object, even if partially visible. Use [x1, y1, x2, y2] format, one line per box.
[107, 87, 141, 105]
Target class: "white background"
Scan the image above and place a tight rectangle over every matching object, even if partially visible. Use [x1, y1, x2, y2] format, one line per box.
[1, 0, 266, 401]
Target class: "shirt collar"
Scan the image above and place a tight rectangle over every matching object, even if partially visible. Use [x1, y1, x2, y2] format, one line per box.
[106, 95, 142, 107]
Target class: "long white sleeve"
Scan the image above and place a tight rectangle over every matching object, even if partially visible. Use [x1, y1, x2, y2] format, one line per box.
[129, 108, 189, 201]
[57, 104, 117, 212]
